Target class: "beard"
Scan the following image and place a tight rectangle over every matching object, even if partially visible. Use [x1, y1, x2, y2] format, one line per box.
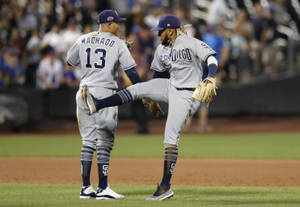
[161, 35, 170, 46]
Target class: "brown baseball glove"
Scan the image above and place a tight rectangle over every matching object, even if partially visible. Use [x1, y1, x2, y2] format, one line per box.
[142, 99, 164, 118]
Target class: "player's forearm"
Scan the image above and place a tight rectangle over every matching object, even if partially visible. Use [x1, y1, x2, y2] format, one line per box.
[206, 56, 218, 78]
[125, 67, 141, 84]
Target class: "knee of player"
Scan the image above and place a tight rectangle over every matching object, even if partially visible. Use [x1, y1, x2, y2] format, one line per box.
[102, 119, 118, 131]
[163, 141, 178, 148]
[96, 142, 114, 152]
[126, 85, 140, 100]
[82, 140, 97, 149]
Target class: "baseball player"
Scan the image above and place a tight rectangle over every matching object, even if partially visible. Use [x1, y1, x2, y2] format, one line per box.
[66, 10, 146, 200]
[83, 14, 218, 200]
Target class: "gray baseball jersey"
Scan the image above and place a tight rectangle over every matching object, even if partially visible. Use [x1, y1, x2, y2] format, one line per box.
[151, 35, 216, 88]
[67, 31, 136, 149]
[66, 31, 136, 89]
[128, 35, 216, 146]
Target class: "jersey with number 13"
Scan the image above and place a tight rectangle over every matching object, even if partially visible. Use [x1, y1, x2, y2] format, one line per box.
[66, 31, 136, 89]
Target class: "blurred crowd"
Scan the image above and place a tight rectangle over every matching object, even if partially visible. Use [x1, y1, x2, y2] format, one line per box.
[1, 0, 300, 89]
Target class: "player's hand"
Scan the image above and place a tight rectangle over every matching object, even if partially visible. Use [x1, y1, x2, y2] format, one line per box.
[142, 99, 164, 118]
[192, 77, 217, 103]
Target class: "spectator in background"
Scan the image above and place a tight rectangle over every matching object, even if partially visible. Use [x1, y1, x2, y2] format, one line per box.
[144, 1, 163, 29]
[123, 23, 155, 134]
[57, 1, 78, 28]
[0, 3, 18, 43]
[250, 3, 279, 75]
[83, 25, 93, 34]
[8, 28, 25, 56]
[131, 23, 155, 67]
[17, 7, 37, 37]
[63, 68, 80, 88]
[261, 6, 282, 76]
[0, 55, 7, 88]
[41, 24, 64, 55]
[231, 8, 253, 83]
[271, 0, 291, 28]
[184, 24, 229, 133]
[1, 48, 25, 87]
[40, 0, 56, 33]
[81, 0, 98, 27]
[25, 28, 42, 87]
[207, 0, 229, 25]
[60, 18, 82, 55]
[36, 46, 64, 90]
[251, 2, 267, 74]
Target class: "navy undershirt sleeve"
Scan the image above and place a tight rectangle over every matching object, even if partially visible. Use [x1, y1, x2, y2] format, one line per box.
[125, 68, 141, 84]
[207, 63, 218, 78]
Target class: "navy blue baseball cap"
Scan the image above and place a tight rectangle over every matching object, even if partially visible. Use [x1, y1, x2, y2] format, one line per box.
[98, 10, 126, 24]
[151, 14, 181, 31]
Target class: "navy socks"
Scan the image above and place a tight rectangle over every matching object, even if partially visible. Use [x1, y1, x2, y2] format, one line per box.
[96, 89, 133, 111]
[97, 147, 111, 190]
[160, 146, 178, 188]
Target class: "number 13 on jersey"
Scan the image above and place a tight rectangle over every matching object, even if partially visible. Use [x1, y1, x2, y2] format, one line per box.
[85, 47, 106, 69]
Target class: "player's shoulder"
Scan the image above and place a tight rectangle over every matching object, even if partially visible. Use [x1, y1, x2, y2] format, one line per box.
[155, 44, 171, 54]
[179, 35, 201, 44]
[72, 32, 93, 44]
[81, 31, 99, 39]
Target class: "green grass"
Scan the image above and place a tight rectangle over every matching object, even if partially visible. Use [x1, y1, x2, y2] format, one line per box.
[0, 132, 299, 159]
[0, 184, 299, 207]
[1, 133, 300, 207]
[0, 132, 300, 159]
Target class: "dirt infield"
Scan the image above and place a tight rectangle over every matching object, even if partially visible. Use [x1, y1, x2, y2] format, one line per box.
[1, 157, 300, 186]
[1, 117, 300, 186]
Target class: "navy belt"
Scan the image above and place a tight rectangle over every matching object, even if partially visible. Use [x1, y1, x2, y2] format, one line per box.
[176, 87, 195, 91]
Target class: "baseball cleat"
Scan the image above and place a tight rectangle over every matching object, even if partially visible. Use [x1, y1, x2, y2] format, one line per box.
[96, 185, 125, 200]
[146, 184, 174, 201]
[80, 185, 96, 199]
[81, 85, 97, 115]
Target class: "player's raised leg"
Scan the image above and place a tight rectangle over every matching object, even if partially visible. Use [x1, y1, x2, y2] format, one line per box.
[83, 79, 170, 115]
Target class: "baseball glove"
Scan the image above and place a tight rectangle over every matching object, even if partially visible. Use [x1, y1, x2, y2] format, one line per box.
[192, 77, 217, 103]
[142, 99, 164, 118]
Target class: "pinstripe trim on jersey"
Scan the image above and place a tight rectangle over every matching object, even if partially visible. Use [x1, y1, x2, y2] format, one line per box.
[118, 89, 132, 104]
[122, 64, 137, 71]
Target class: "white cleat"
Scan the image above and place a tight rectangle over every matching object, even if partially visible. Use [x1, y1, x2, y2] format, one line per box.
[96, 185, 125, 200]
[81, 85, 97, 115]
[146, 185, 174, 201]
[80, 185, 96, 199]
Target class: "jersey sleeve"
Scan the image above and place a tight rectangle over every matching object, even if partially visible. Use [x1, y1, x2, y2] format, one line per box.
[118, 41, 136, 71]
[66, 37, 81, 66]
[150, 45, 170, 72]
[193, 38, 216, 63]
